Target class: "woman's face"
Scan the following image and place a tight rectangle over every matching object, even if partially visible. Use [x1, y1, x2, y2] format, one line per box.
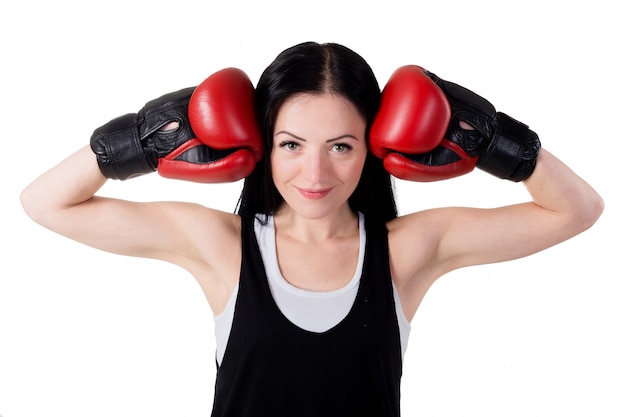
[270, 93, 368, 220]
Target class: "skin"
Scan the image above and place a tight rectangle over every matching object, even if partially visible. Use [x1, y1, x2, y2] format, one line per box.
[271, 94, 368, 292]
[20, 92, 604, 323]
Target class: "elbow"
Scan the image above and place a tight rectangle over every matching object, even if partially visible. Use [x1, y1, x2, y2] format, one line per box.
[20, 183, 55, 227]
[575, 189, 605, 234]
[585, 192, 604, 229]
[20, 184, 43, 225]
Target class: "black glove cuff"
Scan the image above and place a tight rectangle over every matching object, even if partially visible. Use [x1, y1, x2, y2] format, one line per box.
[90, 113, 157, 180]
[477, 112, 541, 182]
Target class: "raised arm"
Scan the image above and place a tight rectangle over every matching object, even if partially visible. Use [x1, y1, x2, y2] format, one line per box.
[20, 69, 264, 312]
[420, 147, 602, 271]
[20, 145, 225, 262]
[374, 66, 604, 319]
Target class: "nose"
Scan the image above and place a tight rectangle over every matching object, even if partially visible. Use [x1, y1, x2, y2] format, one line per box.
[301, 148, 329, 183]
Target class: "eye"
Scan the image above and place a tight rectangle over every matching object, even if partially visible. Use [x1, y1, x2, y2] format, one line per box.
[332, 143, 353, 153]
[279, 141, 300, 151]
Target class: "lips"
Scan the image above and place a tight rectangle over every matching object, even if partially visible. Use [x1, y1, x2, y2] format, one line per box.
[296, 187, 333, 200]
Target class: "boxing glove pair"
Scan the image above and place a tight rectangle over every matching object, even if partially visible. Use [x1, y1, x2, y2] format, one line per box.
[91, 65, 539, 185]
[90, 68, 262, 183]
[370, 65, 541, 182]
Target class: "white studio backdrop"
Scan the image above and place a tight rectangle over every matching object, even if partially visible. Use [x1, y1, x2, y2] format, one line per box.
[1, 0, 624, 416]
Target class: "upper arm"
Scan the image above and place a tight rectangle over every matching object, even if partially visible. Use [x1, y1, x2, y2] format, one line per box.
[28, 194, 243, 314]
[388, 149, 603, 319]
[30, 195, 241, 272]
[70, 198, 236, 260]
[21, 145, 243, 313]
[20, 145, 241, 272]
[390, 203, 565, 282]
[388, 203, 582, 320]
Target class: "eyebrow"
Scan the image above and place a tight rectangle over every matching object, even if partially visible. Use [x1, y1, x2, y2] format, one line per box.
[274, 131, 359, 142]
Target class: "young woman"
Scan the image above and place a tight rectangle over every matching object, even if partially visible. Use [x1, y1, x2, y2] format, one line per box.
[20, 42, 603, 416]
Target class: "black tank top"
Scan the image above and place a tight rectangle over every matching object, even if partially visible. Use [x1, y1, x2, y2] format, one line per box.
[211, 215, 402, 417]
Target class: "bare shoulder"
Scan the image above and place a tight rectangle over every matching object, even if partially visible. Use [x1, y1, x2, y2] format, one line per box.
[112, 200, 244, 314]
[386, 207, 481, 320]
[159, 202, 242, 313]
[387, 209, 451, 286]
[386, 210, 444, 320]
[162, 202, 242, 273]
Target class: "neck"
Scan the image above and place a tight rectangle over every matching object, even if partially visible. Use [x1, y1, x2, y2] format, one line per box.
[274, 205, 359, 244]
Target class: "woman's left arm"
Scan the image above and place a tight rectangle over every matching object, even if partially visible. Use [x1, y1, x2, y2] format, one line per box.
[389, 148, 603, 320]
[384, 66, 604, 319]
[451, 147, 604, 267]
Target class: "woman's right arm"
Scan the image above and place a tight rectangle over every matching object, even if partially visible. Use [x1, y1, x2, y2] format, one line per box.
[20, 145, 242, 312]
[20, 71, 262, 311]
[20, 143, 244, 265]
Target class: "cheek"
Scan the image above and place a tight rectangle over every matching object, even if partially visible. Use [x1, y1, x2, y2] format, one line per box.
[270, 152, 293, 182]
[339, 154, 367, 184]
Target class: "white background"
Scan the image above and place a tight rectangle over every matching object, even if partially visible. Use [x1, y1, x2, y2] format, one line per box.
[1, 0, 624, 416]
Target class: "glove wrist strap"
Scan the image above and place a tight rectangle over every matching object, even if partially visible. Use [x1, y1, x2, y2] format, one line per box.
[90, 113, 156, 180]
[477, 112, 541, 182]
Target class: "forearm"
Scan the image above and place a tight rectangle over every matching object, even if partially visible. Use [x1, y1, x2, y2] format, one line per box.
[524, 148, 603, 236]
[21, 146, 106, 226]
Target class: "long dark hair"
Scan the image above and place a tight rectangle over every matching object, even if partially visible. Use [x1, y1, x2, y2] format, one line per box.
[236, 42, 397, 224]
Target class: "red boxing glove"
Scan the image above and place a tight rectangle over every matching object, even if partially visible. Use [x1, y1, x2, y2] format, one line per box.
[158, 68, 263, 183]
[370, 65, 477, 182]
[91, 68, 262, 183]
[370, 65, 540, 182]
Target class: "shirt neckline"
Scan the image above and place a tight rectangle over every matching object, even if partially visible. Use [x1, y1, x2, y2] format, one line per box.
[260, 213, 366, 298]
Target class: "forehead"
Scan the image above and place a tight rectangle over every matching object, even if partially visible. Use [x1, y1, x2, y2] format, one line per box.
[274, 93, 366, 135]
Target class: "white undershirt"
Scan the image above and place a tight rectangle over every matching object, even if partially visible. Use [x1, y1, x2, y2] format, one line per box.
[214, 214, 411, 365]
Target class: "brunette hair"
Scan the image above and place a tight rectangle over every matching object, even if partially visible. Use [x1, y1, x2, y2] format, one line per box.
[236, 42, 397, 223]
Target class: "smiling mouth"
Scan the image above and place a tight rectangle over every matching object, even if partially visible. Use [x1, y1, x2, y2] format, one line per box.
[296, 187, 333, 200]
